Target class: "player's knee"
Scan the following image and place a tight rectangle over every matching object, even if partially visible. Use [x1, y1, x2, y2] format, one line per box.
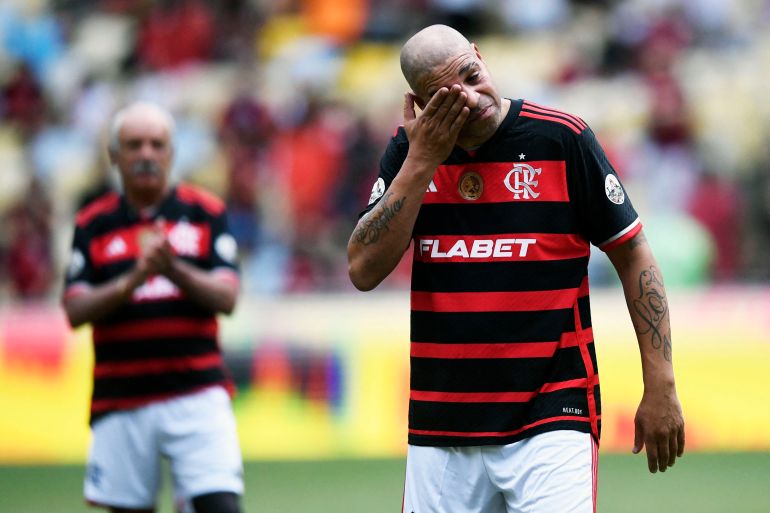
[191, 491, 241, 513]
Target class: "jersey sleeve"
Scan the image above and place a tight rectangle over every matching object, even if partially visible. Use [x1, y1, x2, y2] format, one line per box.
[358, 126, 409, 218]
[63, 225, 95, 297]
[208, 210, 240, 276]
[566, 127, 642, 251]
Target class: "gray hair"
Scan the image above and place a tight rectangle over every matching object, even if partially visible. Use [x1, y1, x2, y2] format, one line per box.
[108, 101, 176, 152]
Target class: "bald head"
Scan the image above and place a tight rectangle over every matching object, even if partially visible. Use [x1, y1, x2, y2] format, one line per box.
[109, 101, 175, 153]
[400, 25, 473, 93]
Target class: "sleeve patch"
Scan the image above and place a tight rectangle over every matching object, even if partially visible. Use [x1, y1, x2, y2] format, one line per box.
[604, 174, 625, 205]
[214, 233, 238, 264]
[67, 249, 86, 279]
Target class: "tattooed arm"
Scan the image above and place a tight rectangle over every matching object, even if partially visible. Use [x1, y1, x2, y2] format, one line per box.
[348, 85, 469, 291]
[607, 230, 685, 473]
[347, 186, 421, 291]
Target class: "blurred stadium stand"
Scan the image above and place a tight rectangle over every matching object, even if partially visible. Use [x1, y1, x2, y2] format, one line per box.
[0, 0, 769, 298]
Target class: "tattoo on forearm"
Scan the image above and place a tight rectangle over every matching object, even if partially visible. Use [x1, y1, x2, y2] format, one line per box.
[352, 192, 405, 245]
[632, 266, 673, 361]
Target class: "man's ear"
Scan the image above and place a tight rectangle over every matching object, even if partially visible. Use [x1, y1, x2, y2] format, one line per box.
[472, 42, 483, 61]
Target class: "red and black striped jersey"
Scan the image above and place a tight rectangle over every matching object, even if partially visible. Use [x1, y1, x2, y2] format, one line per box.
[362, 99, 642, 446]
[64, 184, 240, 423]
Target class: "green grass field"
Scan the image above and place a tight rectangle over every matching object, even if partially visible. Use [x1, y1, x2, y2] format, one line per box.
[1, 453, 768, 513]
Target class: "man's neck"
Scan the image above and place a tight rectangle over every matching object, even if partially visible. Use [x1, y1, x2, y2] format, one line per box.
[125, 187, 168, 213]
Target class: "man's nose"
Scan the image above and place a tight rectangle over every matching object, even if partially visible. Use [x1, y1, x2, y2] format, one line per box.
[138, 142, 156, 158]
[464, 87, 480, 109]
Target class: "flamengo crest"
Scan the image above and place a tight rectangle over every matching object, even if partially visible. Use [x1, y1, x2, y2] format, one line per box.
[504, 163, 541, 199]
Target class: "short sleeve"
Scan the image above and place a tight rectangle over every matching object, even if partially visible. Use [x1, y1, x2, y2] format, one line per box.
[63, 225, 95, 294]
[566, 127, 642, 251]
[208, 210, 240, 274]
[358, 126, 409, 218]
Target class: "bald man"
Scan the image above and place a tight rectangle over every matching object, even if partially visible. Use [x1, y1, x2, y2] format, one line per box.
[62, 102, 244, 513]
[348, 25, 684, 513]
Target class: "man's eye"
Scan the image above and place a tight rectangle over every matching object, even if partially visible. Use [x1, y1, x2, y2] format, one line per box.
[468, 74, 480, 83]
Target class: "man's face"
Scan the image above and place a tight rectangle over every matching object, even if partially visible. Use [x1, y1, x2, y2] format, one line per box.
[415, 44, 503, 147]
[112, 113, 173, 196]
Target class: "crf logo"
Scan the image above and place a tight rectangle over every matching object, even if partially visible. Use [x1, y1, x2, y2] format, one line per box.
[168, 221, 201, 257]
[504, 163, 541, 199]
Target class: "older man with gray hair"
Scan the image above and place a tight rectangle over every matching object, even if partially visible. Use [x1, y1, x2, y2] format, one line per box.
[62, 101, 244, 513]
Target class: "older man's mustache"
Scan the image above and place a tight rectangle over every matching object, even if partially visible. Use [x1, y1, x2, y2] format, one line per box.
[130, 160, 162, 176]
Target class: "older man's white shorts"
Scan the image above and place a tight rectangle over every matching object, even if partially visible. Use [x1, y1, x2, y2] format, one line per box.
[84, 386, 244, 510]
[403, 430, 598, 513]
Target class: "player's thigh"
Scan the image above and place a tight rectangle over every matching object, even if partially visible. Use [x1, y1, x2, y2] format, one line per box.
[160, 387, 244, 503]
[85, 409, 162, 509]
[404, 444, 506, 513]
[493, 431, 597, 513]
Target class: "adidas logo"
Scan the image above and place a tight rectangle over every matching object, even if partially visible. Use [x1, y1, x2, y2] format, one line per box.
[106, 236, 127, 257]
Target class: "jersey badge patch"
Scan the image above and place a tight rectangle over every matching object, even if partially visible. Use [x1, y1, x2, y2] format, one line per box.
[138, 228, 158, 252]
[605, 174, 625, 205]
[458, 171, 483, 200]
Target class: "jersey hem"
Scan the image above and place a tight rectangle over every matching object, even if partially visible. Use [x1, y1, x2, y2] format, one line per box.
[407, 419, 593, 447]
[90, 382, 233, 425]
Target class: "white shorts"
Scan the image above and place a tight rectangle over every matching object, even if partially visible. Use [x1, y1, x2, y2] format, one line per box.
[403, 430, 598, 513]
[85, 386, 244, 511]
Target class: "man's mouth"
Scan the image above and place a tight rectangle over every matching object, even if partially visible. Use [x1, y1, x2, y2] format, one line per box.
[468, 105, 491, 123]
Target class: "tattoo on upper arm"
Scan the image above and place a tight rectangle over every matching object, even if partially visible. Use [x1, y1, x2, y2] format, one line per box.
[352, 192, 405, 246]
[632, 266, 672, 362]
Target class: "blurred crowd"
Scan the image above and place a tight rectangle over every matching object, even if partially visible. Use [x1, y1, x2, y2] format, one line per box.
[1, 0, 769, 302]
